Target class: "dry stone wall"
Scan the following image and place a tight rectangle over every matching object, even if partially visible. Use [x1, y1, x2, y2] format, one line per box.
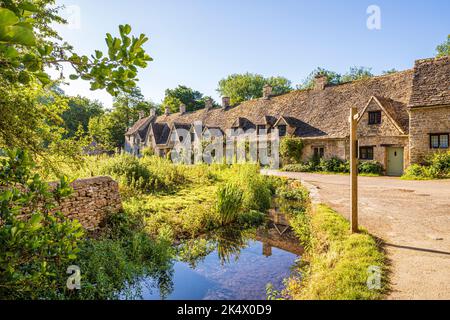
[49, 176, 122, 231]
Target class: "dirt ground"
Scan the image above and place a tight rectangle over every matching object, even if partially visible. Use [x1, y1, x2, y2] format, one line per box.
[263, 170, 450, 300]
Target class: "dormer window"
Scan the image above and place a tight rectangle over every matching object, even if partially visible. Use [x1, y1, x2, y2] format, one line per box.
[368, 111, 381, 125]
[278, 125, 287, 137]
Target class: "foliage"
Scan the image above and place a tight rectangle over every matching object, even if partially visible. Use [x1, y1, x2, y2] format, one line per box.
[340, 66, 374, 83]
[99, 154, 186, 194]
[297, 67, 342, 90]
[403, 151, 450, 180]
[216, 182, 244, 225]
[61, 95, 105, 138]
[163, 85, 212, 113]
[0, 149, 84, 299]
[285, 205, 386, 300]
[358, 160, 383, 175]
[280, 137, 304, 164]
[0, 2, 151, 95]
[89, 88, 159, 151]
[282, 157, 382, 176]
[217, 73, 292, 104]
[436, 34, 450, 57]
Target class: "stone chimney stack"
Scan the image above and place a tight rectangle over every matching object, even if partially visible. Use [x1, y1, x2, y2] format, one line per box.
[205, 98, 213, 111]
[314, 74, 328, 90]
[149, 108, 156, 117]
[138, 111, 145, 119]
[165, 106, 170, 116]
[179, 103, 186, 115]
[262, 84, 273, 99]
[222, 96, 230, 109]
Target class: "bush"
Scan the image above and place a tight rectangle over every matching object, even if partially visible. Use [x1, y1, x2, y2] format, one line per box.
[228, 165, 272, 212]
[403, 151, 450, 180]
[100, 154, 186, 194]
[280, 137, 304, 164]
[216, 182, 243, 225]
[0, 149, 84, 300]
[318, 157, 348, 173]
[358, 161, 383, 175]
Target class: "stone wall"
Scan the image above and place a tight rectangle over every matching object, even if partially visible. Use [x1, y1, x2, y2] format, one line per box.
[50, 176, 122, 231]
[409, 106, 450, 164]
[301, 138, 348, 162]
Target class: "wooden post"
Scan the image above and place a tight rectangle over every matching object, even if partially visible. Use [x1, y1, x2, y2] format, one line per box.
[350, 107, 359, 233]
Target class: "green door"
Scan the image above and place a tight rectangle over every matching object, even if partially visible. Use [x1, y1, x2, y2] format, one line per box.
[387, 147, 404, 176]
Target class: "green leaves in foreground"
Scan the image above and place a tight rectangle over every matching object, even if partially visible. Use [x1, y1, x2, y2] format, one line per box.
[0, 8, 36, 46]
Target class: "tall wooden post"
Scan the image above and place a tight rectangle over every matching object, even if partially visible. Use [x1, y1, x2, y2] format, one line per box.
[350, 107, 359, 233]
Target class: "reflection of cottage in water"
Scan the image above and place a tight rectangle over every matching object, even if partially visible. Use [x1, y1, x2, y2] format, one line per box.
[257, 209, 304, 257]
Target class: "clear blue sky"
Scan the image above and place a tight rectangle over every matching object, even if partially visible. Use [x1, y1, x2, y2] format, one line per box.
[54, 0, 450, 108]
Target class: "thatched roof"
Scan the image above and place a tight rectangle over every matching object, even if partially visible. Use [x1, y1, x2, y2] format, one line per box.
[409, 56, 450, 108]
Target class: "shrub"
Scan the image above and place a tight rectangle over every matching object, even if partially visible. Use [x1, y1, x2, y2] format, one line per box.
[141, 147, 155, 157]
[403, 151, 450, 180]
[228, 165, 272, 212]
[280, 137, 304, 164]
[100, 154, 186, 194]
[216, 182, 244, 225]
[358, 161, 383, 175]
[318, 157, 347, 173]
[0, 149, 84, 300]
[282, 163, 314, 173]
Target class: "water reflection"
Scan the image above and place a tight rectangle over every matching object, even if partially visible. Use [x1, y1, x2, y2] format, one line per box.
[127, 225, 303, 300]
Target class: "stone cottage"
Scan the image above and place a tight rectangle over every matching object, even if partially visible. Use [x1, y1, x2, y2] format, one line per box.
[125, 56, 450, 176]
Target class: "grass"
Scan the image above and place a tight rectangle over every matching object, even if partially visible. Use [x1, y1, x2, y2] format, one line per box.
[285, 204, 386, 300]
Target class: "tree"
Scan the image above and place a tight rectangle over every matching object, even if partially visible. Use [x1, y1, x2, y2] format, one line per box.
[217, 73, 292, 105]
[61, 96, 105, 138]
[340, 66, 373, 83]
[89, 88, 160, 150]
[163, 85, 208, 113]
[382, 69, 398, 75]
[0, 0, 152, 164]
[297, 68, 341, 90]
[436, 35, 450, 57]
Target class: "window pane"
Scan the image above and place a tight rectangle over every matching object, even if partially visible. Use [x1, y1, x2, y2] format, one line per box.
[440, 135, 449, 148]
[431, 135, 439, 148]
[278, 125, 287, 136]
[368, 147, 374, 160]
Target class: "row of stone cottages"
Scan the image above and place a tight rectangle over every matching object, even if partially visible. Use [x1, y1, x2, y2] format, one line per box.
[125, 56, 450, 176]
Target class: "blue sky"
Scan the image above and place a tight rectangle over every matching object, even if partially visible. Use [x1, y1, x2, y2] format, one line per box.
[54, 0, 450, 108]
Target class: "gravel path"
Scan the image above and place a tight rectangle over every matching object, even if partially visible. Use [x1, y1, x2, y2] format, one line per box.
[263, 170, 450, 300]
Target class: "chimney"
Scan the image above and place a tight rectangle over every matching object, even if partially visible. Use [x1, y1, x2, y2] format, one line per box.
[165, 106, 170, 116]
[149, 108, 156, 117]
[179, 103, 186, 115]
[314, 74, 328, 90]
[262, 84, 272, 99]
[222, 96, 230, 109]
[205, 98, 213, 111]
[138, 111, 145, 119]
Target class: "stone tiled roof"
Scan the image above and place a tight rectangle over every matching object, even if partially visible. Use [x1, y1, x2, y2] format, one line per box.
[125, 116, 153, 137]
[150, 69, 414, 144]
[409, 56, 450, 108]
[374, 96, 410, 134]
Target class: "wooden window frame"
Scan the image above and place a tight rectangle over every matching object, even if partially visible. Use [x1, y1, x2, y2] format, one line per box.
[430, 133, 449, 149]
[313, 147, 325, 159]
[359, 146, 374, 160]
[278, 125, 287, 137]
[368, 111, 382, 125]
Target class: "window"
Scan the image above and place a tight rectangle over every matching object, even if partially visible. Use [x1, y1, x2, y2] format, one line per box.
[190, 132, 195, 142]
[368, 111, 382, 125]
[257, 125, 266, 135]
[430, 133, 449, 149]
[313, 147, 324, 159]
[359, 146, 374, 160]
[278, 125, 287, 137]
